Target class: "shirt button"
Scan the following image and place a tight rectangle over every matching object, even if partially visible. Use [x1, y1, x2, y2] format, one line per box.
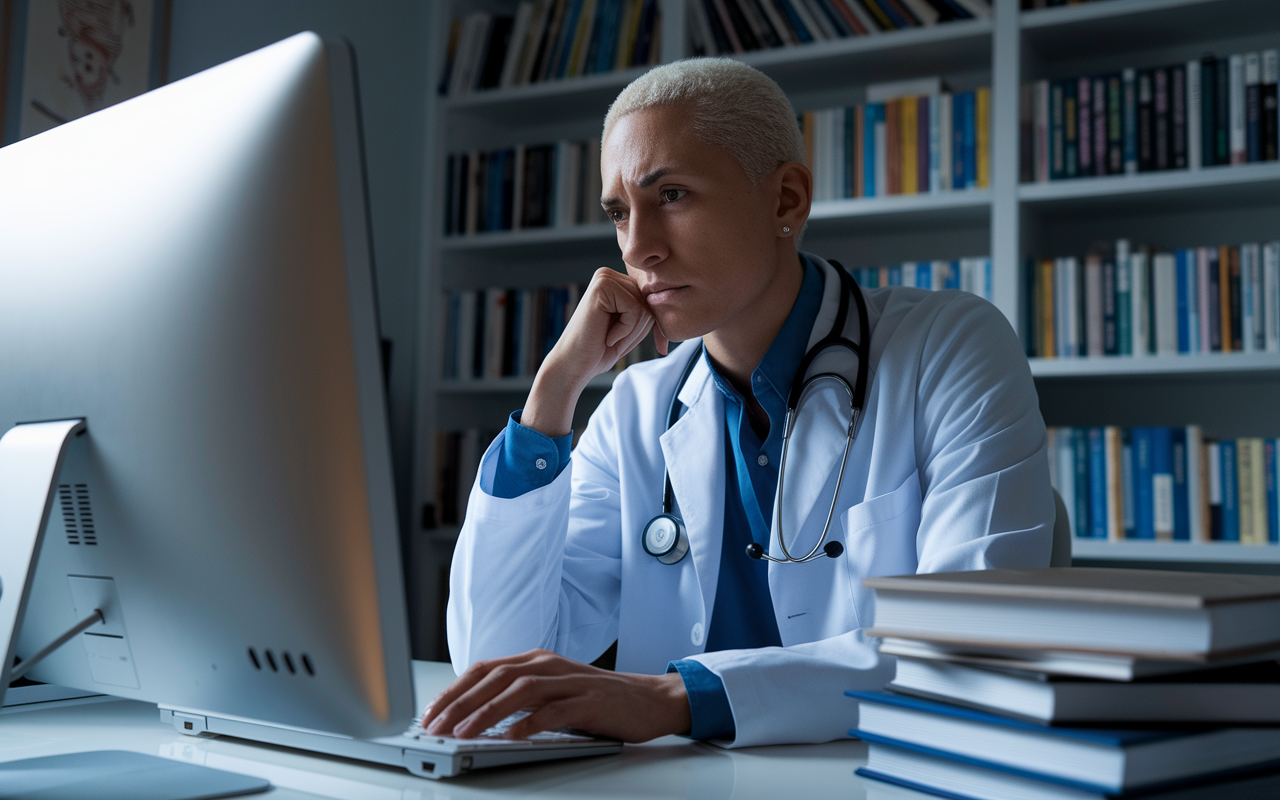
[535, 458, 547, 470]
[757, 454, 768, 466]
[691, 622, 705, 646]
[755, 375, 763, 382]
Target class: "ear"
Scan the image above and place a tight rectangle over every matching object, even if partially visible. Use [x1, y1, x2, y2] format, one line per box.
[773, 161, 812, 238]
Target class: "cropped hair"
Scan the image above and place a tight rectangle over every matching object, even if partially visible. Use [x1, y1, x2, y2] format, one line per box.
[602, 58, 805, 184]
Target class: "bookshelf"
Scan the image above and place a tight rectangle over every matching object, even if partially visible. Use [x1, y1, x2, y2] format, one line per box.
[409, 0, 1280, 657]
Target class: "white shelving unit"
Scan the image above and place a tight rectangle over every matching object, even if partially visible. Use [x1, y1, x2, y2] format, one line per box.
[407, 0, 1280, 657]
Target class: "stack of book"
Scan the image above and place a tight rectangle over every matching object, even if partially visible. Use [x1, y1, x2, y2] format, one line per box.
[800, 87, 991, 199]
[1048, 426, 1279, 545]
[1020, 51, 1279, 183]
[850, 258, 993, 302]
[444, 139, 606, 236]
[1024, 239, 1280, 359]
[441, 0, 663, 97]
[688, 0, 991, 58]
[852, 568, 1280, 800]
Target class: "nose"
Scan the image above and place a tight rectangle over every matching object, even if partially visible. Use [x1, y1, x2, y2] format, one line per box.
[619, 204, 668, 272]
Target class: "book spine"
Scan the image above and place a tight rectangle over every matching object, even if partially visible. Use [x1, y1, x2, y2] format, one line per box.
[1077, 76, 1092, 175]
[976, 86, 990, 188]
[1229, 245, 1243, 351]
[1172, 428, 1190, 541]
[1115, 239, 1131, 355]
[1208, 441, 1223, 539]
[1216, 55, 1231, 164]
[1176, 249, 1190, 353]
[1035, 80, 1050, 182]
[938, 93, 952, 191]
[1092, 75, 1107, 176]
[1040, 259, 1055, 358]
[1239, 439, 1255, 544]
[1230, 54, 1246, 164]
[1152, 427, 1175, 540]
[887, 99, 902, 194]
[1123, 68, 1138, 174]
[1243, 243, 1257, 353]
[1137, 69, 1154, 172]
[1207, 247, 1222, 351]
[1063, 79, 1078, 178]
[1132, 427, 1154, 539]
[1265, 439, 1279, 543]
[1247, 438, 1268, 544]
[1105, 426, 1124, 541]
[1121, 431, 1135, 538]
[953, 91, 969, 188]
[963, 91, 977, 189]
[1088, 427, 1107, 538]
[1187, 425, 1206, 542]
[1221, 439, 1239, 541]
[1073, 428, 1091, 537]
[929, 94, 941, 193]
[1020, 83, 1034, 184]
[1154, 252, 1179, 355]
[919, 95, 932, 194]
[1130, 250, 1148, 356]
[1153, 66, 1170, 171]
[1266, 242, 1280, 353]
[1201, 56, 1218, 165]
[1246, 52, 1262, 162]
[1172, 65, 1186, 169]
[901, 97, 918, 194]
[1264, 50, 1279, 161]
[1084, 254, 1103, 356]
[1102, 254, 1117, 355]
[1187, 60, 1201, 170]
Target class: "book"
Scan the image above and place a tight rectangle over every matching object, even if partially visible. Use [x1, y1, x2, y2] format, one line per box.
[858, 743, 1280, 800]
[850, 690, 1280, 795]
[864, 567, 1280, 660]
[1264, 50, 1279, 161]
[888, 656, 1280, 724]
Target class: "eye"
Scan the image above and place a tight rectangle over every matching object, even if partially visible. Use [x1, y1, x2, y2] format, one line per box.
[660, 188, 686, 204]
[607, 208, 627, 223]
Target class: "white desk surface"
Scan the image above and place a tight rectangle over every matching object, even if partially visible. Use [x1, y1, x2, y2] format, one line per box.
[0, 693, 907, 799]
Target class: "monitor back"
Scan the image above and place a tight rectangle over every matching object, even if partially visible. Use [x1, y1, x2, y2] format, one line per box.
[0, 32, 414, 739]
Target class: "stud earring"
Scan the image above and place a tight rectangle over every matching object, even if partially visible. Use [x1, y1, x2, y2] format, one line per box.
[782, 226, 791, 233]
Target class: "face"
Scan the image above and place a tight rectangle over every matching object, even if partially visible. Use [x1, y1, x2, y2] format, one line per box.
[601, 104, 794, 343]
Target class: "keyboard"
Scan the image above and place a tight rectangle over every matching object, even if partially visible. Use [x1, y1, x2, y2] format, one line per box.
[403, 710, 598, 747]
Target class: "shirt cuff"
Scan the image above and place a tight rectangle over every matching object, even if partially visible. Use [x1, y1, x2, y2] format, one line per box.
[490, 411, 573, 499]
[668, 660, 735, 741]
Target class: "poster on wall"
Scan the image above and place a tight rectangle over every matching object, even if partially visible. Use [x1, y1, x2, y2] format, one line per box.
[1, 0, 170, 144]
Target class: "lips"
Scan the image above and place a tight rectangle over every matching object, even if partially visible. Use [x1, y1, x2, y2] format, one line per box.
[642, 283, 687, 306]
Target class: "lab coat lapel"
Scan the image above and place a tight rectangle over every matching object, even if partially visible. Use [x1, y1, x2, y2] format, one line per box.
[660, 353, 725, 626]
[771, 256, 864, 552]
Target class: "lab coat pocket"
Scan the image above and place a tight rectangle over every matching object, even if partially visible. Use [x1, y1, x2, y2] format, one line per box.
[842, 472, 922, 630]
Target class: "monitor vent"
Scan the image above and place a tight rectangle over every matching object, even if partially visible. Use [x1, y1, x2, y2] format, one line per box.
[59, 485, 79, 545]
[248, 647, 314, 677]
[73, 485, 97, 545]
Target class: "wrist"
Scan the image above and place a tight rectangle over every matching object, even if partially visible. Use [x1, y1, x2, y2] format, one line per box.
[649, 671, 692, 737]
[522, 364, 583, 438]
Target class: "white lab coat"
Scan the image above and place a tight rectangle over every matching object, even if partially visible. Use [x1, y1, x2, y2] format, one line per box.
[447, 254, 1054, 747]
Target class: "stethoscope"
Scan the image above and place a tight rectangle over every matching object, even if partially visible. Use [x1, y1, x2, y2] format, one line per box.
[641, 262, 871, 566]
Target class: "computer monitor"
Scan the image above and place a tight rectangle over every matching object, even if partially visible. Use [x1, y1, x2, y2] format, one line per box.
[0, 32, 414, 741]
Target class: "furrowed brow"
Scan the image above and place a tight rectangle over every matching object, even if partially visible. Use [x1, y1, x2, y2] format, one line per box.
[601, 167, 676, 208]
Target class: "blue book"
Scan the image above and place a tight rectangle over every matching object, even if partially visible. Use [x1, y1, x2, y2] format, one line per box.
[1221, 440, 1240, 542]
[864, 103, 882, 197]
[1266, 439, 1278, 544]
[1151, 427, 1174, 539]
[551, 0, 585, 79]
[945, 260, 960, 290]
[889, 266, 902, 286]
[1088, 427, 1108, 538]
[952, 94, 967, 189]
[847, 691, 1280, 797]
[1172, 428, 1190, 541]
[775, 0, 813, 44]
[916, 262, 932, 289]
[963, 92, 977, 189]
[1073, 427, 1091, 537]
[1131, 427, 1154, 539]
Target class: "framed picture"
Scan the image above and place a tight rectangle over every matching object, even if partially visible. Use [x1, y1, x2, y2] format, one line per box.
[1, 0, 170, 145]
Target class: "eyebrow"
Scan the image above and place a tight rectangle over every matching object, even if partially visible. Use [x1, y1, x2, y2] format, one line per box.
[601, 166, 676, 208]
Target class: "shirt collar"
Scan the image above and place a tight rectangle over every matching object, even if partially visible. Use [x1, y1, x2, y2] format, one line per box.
[706, 255, 825, 408]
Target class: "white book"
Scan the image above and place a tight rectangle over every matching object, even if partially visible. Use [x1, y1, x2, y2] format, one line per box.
[795, 0, 836, 41]
[1186, 59, 1201, 170]
[1056, 428, 1076, 536]
[1182, 248, 1199, 354]
[928, 94, 941, 193]
[1152, 252, 1178, 355]
[1265, 241, 1280, 353]
[484, 288, 506, 378]
[1065, 257, 1081, 357]
[902, 262, 918, 289]
[867, 76, 943, 103]
[1084, 255, 1104, 357]
[1197, 247, 1213, 353]
[938, 94, 952, 191]
[1230, 54, 1246, 164]
[499, 2, 535, 88]
[1207, 441, 1223, 520]
[1130, 250, 1149, 356]
[1186, 425, 1205, 543]
[900, 0, 939, 25]
[457, 290, 477, 380]
[874, 121, 887, 197]
[1034, 80, 1050, 183]
[931, 260, 948, 291]
[461, 13, 495, 96]
[1054, 258, 1069, 358]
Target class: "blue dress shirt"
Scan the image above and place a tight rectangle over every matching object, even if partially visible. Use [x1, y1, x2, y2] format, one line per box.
[490, 257, 825, 741]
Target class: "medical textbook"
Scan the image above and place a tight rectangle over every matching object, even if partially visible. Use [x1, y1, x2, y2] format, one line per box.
[863, 567, 1280, 660]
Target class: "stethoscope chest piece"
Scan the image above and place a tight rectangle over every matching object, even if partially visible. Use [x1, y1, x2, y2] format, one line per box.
[642, 513, 689, 565]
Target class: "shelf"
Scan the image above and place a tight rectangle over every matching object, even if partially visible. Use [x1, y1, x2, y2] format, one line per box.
[1018, 162, 1280, 219]
[807, 190, 990, 235]
[1073, 538, 1280, 563]
[437, 372, 618, 394]
[1021, 0, 1280, 64]
[441, 19, 993, 124]
[440, 223, 615, 257]
[1030, 352, 1280, 379]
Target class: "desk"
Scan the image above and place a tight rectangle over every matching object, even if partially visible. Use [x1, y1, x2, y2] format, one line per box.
[0, 696, 913, 799]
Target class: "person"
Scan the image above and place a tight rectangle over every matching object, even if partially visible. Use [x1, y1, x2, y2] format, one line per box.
[421, 58, 1054, 748]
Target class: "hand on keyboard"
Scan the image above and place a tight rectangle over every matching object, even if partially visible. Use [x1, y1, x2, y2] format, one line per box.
[403, 710, 595, 744]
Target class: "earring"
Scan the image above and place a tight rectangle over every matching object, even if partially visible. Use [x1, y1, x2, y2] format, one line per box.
[782, 226, 791, 233]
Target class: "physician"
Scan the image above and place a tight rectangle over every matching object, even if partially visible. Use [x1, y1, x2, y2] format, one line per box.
[423, 58, 1054, 748]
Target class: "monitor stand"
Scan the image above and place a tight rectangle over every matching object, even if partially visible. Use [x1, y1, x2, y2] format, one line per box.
[0, 421, 271, 798]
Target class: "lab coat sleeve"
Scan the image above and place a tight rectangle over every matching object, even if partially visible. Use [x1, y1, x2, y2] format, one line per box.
[687, 293, 1053, 749]
[446, 389, 625, 674]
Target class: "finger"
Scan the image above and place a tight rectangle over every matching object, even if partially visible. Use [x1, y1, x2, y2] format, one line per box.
[422, 650, 543, 731]
[610, 315, 654, 361]
[427, 650, 576, 735]
[653, 325, 669, 356]
[501, 697, 583, 740]
[453, 674, 572, 739]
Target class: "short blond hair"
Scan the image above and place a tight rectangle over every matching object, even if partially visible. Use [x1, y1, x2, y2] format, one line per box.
[602, 58, 804, 184]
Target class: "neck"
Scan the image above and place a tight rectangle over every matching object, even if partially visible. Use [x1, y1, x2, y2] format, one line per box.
[702, 249, 805, 396]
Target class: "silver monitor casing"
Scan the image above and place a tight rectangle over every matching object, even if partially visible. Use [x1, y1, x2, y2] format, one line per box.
[0, 32, 414, 739]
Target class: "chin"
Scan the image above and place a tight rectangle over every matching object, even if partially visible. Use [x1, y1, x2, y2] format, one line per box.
[653, 308, 720, 346]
